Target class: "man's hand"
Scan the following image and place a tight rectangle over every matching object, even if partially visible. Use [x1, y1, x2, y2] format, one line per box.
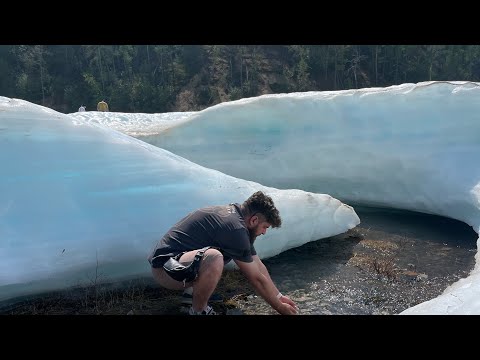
[278, 294, 299, 315]
[234, 258, 299, 315]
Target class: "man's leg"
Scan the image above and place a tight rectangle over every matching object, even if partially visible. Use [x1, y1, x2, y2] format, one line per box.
[182, 285, 223, 305]
[151, 265, 185, 291]
[178, 248, 224, 312]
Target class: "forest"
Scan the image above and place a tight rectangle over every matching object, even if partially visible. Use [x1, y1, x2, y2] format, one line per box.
[1, 45, 479, 113]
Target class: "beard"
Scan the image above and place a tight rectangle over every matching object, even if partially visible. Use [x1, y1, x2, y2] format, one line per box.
[248, 226, 258, 242]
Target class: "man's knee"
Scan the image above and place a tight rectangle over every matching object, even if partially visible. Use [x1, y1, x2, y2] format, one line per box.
[202, 248, 224, 266]
[204, 248, 223, 258]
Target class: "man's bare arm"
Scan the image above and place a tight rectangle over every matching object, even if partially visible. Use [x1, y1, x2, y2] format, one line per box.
[234, 257, 297, 315]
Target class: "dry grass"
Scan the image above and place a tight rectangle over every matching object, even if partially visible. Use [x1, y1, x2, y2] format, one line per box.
[348, 253, 399, 280]
[371, 256, 398, 280]
[0, 270, 255, 315]
[360, 239, 399, 252]
[347, 230, 403, 281]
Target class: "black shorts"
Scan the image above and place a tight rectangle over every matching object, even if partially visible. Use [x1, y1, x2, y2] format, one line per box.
[159, 247, 212, 283]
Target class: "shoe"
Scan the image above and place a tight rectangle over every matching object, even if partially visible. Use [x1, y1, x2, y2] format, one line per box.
[181, 290, 223, 305]
[188, 305, 217, 315]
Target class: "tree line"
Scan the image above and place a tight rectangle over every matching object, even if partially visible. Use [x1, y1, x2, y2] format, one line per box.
[1, 45, 479, 113]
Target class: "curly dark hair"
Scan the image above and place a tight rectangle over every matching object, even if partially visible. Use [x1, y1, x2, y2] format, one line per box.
[243, 191, 282, 228]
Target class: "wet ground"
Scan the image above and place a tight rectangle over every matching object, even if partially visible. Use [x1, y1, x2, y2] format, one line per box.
[234, 206, 478, 315]
[1, 206, 477, 315]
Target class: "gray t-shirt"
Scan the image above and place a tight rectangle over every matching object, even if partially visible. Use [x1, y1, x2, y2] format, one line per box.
[149, 203, 257, 267]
